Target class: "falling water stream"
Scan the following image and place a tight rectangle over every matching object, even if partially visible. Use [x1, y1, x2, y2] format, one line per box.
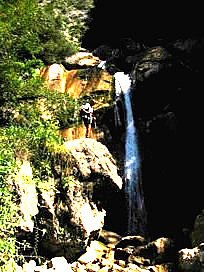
[114, 72, 147, 235]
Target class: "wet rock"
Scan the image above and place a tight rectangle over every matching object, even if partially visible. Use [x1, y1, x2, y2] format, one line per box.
[114, 236, 176, 268]
[98, 230, 122, 248]
[114, 235, 147, 263]
[132, 237, 176, 265]
[191, 209, 204, 247]
[115, 235, 147, 249]
[178, 247, 200, 271]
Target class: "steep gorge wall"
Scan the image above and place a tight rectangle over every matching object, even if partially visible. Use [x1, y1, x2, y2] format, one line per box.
[129, 44, 203, 245]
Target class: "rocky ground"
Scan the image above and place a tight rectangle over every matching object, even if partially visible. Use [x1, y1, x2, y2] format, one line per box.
[15, 230, 204, 271]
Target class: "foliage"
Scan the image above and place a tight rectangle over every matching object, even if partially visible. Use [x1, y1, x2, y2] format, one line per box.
[0, 0, 94, 105]
[0, 133, 19, 270]
[0, 120, 64, 269]
[0, 0, 95, 268]
[43, 91, 81, 128]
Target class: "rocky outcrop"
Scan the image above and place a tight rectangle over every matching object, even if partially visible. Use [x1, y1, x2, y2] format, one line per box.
[40, 63, 113, 98]
[16, 138, 123, 262]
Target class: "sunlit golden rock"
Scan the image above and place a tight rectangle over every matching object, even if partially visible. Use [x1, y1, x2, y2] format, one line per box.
[78, 241, 108, 264]
[65, 48, 100, 67]
[40, 63, 113, 98]
[40, 64, 67, 93]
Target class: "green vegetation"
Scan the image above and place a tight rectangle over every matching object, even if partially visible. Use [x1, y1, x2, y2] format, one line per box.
[0, 0, 94, 270]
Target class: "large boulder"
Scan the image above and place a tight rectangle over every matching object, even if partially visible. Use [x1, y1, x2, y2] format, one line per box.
[191, 209, 204, 247]
[178, 246, 203, 271]
[35, 138, 123, 261]
[114, 236, 176, 267]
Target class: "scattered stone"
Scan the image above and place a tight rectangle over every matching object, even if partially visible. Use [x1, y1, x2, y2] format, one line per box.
[128, 255, 150, 266]
[78, 246, 98, 264]
[127, 263, 149, 271]
[35, 265, 48, 272]
[85, 262, 101, 272]
[78, 240, 108, 264]
[115, 235, 147, 250]
[115, 259, 126, 268]
[98, 267, 110, 272]
[17, 234, 189, 272]
[114, 247, 134, 262]
[49, 257, 71, 271]
[178, 247, 200, 271]
[131, 237, 175, 265]
[22, 260, 36, 272]
[99, 230, 122, 248]
[148, 263, 175, 272]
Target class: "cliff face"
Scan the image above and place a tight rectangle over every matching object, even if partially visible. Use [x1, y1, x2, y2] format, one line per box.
[129, 41, 203, 243]
[40, 51, 113, 98]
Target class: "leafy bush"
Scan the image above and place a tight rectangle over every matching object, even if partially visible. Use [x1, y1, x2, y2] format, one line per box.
[0, 0, 94, 106]
[0, 131, 19, 270]
[0, 120, 64, 269]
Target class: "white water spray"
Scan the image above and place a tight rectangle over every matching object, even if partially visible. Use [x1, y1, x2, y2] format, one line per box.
[114, 72, 147, 235]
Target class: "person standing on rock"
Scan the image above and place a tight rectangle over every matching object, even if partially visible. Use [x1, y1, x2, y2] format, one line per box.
[80, 101, 95, 138]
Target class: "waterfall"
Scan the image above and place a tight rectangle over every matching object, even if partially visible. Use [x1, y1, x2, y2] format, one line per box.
[114, 72, 147, 235]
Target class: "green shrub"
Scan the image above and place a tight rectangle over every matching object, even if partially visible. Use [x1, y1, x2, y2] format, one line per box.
[0, 133, 19, 270]
[0, 120, 63, 269]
